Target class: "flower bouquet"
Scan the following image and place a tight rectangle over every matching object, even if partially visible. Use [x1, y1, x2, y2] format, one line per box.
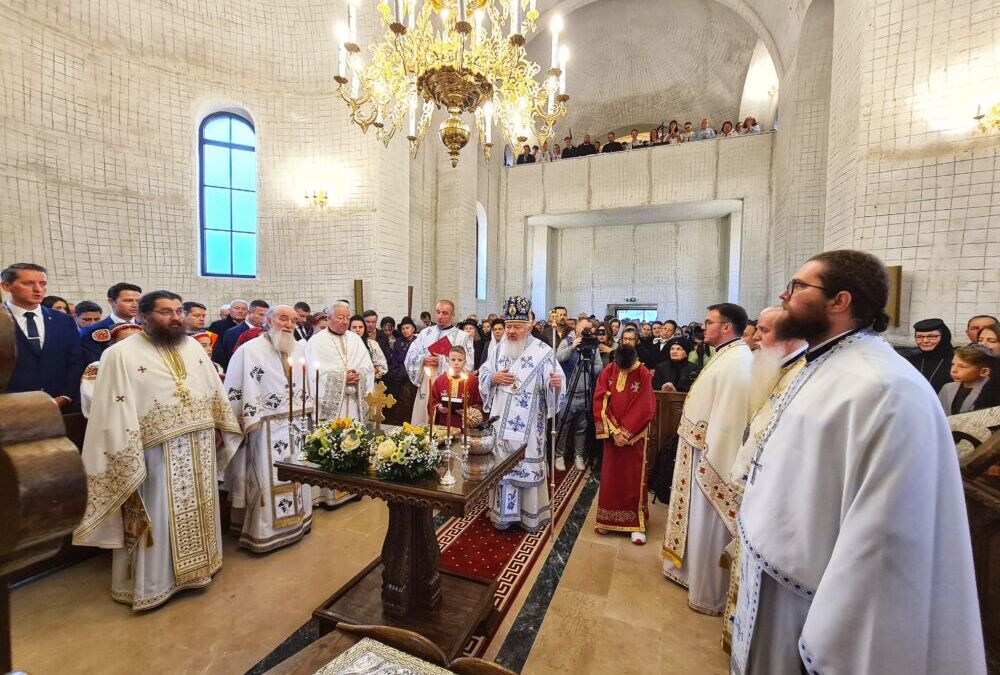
[304, 417, 374, 473]
[372, 422, 445, 482]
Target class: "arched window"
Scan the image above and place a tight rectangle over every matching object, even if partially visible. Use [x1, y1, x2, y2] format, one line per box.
[475, 202, 488, 300]
[199, 112, 257, 277]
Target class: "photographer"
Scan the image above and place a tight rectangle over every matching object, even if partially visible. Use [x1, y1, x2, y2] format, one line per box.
[555, 318, 605, 471]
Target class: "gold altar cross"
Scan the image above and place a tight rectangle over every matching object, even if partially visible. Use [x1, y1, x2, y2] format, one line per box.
[364, 382, 396, 433]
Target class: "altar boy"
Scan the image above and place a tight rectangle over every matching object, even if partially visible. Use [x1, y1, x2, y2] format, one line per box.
[430, 346, 483, 429]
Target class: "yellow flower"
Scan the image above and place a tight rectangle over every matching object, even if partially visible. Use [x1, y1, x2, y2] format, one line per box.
[341, 433, 360, 452]
[335, 417, 352, 429]
[402, 422, 425, 436]
[377, 439, 397, 459]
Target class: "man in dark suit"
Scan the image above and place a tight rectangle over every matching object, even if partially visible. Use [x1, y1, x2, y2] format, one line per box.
[2, 262, 84, 409]
[207, 298, 248, 337]
[293, 301, 313, 341]
[215, 299, 268, 370]
[80, 281, 142, 363]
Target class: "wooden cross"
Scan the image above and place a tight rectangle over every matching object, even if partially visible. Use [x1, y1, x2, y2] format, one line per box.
[364, 381, 396, 433]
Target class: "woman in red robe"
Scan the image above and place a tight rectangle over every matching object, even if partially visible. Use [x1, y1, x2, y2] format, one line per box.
[593, 343, 656, 544]
[430, 346, 483, 429]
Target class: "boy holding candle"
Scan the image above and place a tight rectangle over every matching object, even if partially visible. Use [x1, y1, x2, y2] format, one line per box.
[430, 346, 483, 430]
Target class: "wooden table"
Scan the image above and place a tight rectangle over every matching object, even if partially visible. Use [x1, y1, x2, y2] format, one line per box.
[275, 447, 524, 660]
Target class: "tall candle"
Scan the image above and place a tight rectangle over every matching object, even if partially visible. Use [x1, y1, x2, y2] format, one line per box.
[314, 361, 321, 424]
[287, 356, 294, 427]
[425, 366, 435, 440]
[461, 372, 469, 446]
[300, 357, 307, 419]
[550, 15, 563, 70]
[446, 369, 453, 441]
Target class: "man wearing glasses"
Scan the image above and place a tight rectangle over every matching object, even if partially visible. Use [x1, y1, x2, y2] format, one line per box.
[731, 250, 984, 675]
[74, 290, 243, 611]
[663, 302, 753, 616]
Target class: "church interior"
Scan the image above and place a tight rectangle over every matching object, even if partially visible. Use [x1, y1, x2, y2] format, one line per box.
[1, 0, 999, 672]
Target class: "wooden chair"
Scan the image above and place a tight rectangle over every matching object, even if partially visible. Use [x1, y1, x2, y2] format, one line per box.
[334, 623, 449, 667]
[449, 656, 518, 675]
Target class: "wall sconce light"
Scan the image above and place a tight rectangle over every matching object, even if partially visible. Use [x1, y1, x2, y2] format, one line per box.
[974, 102, 999, 134]
[304, 188, 329, 209]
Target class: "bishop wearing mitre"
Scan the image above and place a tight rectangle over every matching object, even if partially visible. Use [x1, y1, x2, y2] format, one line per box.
[304, 300, 374, 507]
[404, 299, 473, 425]
[223, 305, 313, 553]
[73, 291, 242, 610]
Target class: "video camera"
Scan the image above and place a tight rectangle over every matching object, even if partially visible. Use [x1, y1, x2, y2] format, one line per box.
[578, 327, 600, 352]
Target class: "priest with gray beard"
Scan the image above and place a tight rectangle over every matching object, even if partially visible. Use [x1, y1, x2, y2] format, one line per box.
[73, 290, 242, 609]
[479, 296, 565, 532]
[223, 305, 313, 553]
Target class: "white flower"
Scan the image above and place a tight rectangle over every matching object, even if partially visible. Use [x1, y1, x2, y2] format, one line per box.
[341, 433, 361, 452]
[377, 439, 397, 459]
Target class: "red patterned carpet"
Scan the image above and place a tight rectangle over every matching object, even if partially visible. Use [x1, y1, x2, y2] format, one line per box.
[436, 465, 587, 656]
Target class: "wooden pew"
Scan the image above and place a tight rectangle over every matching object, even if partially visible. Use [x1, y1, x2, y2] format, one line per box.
[647, 390, 686, 474]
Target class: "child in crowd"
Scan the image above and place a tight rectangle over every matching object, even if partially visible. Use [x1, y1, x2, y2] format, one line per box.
[430, 346, 483, 430]
[939, 343, 993, 415]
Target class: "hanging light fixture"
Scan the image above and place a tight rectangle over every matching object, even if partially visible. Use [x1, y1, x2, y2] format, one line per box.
[334, 0, 570, 167]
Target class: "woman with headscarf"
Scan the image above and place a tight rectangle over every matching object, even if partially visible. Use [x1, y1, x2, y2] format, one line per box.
[652, 337, 700, 392]
[906, 318, 954, 393]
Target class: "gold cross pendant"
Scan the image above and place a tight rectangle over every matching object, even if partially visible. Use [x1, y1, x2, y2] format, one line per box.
[175, 384, 193, 407]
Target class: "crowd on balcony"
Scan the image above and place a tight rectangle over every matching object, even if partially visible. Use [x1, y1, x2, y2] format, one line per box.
[512, 115, 763, 165]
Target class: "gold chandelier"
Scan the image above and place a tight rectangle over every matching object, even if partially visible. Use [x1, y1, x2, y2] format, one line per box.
[335, 0, 570, 167]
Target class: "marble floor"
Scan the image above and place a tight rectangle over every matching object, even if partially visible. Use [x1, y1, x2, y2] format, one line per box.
[11, 490, 729, 675]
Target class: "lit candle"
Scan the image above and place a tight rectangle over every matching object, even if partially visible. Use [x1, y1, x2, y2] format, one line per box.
[484, 100, 493, 144]
[461, 372, 469, 446]
[347, 2, 357, 43]
[408, 0, 418, 29]
[336, 22, 349, 78]
[287, 356, 295, 427]
[439, 7, 449, 39]
[314, 361, 321, 423]
[550, 15, 563, 70]
[509, 0, 519, 35]
[473, 8, 484, 44]
[394, 0, 404, 24]
[558, 46, 569, 94]
[425, 366, 435, 440]
[446, 368, 454, 442]
[408, 93, 417, 137]
[300, 357, 307, 419]
[458, 0, 467, 22]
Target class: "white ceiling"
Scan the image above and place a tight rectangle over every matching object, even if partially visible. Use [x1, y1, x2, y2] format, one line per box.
[526, 199, 743, 228]
[524, 0, 759, 137]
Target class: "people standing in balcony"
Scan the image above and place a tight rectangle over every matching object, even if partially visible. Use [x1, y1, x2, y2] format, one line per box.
[680, 121, 695, 142]
[552, 143, 562, 160]
[627, 128, 640, 148]
[561, 135, 576, 158]
[576, 133, 598, 156]
[645, 128, 663, 146]
[515, 144, 535, 165]
[741, 116, 761, 133]
[735, 121, 745, 134]
[602, 131, 624, 153]
[665, 120, 683, 145]
[719, 121, 737, 138]
[539, 141, 554, 162]
[693, 118, 716, 141]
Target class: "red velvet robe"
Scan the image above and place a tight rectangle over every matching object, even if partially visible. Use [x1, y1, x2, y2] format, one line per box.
[593, 361, 656, 532]
[430, 373, 483, 429]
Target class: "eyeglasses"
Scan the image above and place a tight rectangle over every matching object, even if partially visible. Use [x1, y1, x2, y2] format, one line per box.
[785, 280, 827, 296]
[914, 334, 941, 341]
[151, 309, 184, 318]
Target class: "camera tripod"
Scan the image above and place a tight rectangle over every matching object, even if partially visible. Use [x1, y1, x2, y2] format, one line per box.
[553, 348, 598, 470]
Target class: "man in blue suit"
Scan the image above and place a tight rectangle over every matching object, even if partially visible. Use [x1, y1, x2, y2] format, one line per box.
[2, 262, 84, 410]
[215, 299, 269, 370]
[80, 281, 142, 363]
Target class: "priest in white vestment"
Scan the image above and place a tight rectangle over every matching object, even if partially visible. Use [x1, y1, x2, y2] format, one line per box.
[224, 306, 313, 552]
[304, 300, 374, 507]
[721, 307, 806, 652]
[732, 251, 985, 675]
[662, 303, 753, 615]
[479, 296, 565, 532]
[73, 291, 242, 610]
[404, 299, 473, 425]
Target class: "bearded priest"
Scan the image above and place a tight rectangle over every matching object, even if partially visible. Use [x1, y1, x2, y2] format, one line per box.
[479, 296, 565, 532]
[72, 290, 242, 610]
[305, 300, 374, 507]
[662, 303, 753, 616]
[732, 251, 985, 674]
[223, 305, 313, 553]
[593, 341, 656, 544]
[404, 299, 473, 425]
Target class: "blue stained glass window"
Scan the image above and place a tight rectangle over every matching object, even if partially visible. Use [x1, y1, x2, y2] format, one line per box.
[199, 112, 257, 277]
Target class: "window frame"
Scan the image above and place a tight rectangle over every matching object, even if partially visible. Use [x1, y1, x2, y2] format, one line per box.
[198, 112, 258, 278]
